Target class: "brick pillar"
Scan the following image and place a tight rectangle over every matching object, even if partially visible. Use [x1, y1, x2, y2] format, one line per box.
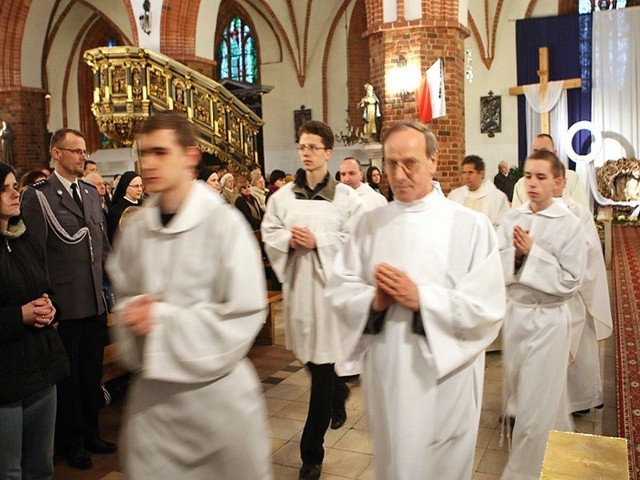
[364, 2, 468, 194]
[0, 88, 49, 173]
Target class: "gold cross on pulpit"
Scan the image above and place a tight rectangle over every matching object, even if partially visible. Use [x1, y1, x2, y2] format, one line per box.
[509, 46, 582, 134]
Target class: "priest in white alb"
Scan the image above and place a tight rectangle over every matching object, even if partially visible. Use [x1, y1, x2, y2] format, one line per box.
[326, 121, 505, 480]
[448, 154, 510, 229]
[339, 157, 388, 211]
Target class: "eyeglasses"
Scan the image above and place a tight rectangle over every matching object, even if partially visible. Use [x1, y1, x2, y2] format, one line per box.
[57, 147, 89, 157]
[384, 159, 425, 175]
[128, 184, 144, 189]
[297, 144, 328, 152]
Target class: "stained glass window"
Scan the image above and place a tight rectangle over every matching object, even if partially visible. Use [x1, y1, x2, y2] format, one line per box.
[579, 0, 638, 12]
[218, 16, 258, 83]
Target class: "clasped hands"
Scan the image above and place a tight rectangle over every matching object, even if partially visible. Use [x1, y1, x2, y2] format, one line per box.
[513, 225, 532, 259]
[121, 295, 156, 337]
[23, 293, 56, 327]
[290, 226, 316, 250]
[372, 263, 419, 312]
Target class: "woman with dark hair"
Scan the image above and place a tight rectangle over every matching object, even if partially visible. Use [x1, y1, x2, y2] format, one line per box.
[0, 161, 69, 479]
[18, 169, 47, 192]
[366, 165, 393, 201]
[107, 171, 143, 242]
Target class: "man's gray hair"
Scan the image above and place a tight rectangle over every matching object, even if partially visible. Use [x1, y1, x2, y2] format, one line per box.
[382, 120, 438, 157]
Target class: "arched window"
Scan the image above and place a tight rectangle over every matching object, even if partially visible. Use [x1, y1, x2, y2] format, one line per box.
[218, 15, 257, 83]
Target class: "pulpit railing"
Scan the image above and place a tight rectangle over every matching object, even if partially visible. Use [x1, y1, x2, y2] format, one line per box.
[83, 46, 263, 171]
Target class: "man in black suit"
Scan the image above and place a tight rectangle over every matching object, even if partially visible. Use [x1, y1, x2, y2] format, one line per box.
[494, 160, 515, 202]
[21, 128, 115, 470]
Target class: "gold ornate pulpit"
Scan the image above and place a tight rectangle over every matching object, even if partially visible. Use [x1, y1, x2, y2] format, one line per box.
[83, 46, 264, 172]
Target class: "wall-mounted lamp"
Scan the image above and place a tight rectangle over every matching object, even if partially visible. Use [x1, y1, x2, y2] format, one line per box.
[386, 55, 421, 103]
[139, 0, 152, 35]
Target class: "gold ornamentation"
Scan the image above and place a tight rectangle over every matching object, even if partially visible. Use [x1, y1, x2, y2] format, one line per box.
[84, 46, 263, 171]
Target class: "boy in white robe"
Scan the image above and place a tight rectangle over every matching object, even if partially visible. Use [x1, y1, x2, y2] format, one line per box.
[107, 111, 273, 480]
[261, 121, 363, 480]
[448, 154, 510, 229]
[551, 173, 612, 414]
[511, 133, 589, 210]
[499, 150, 586, 480]
[327, 121, 506, 480]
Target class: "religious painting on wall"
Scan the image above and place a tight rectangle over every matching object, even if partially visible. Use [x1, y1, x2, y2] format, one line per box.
[480, 92, 501, 137]
[294, 105, 312, 142]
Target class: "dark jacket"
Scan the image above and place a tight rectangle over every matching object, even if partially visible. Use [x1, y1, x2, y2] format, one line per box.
[20, 175, 110, 320]
[235, 194, 263, 230]
[0, 223, 69, 404]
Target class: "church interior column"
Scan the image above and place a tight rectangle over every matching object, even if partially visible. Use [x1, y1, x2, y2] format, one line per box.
[364, 0, 469, 193]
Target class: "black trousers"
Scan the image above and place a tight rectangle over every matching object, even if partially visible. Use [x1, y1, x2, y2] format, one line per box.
[55, 313, 108, 450]
[300, 362, 349, 465]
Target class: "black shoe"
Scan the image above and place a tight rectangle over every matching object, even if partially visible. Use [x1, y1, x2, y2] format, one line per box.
[331, 409, 347, 429]
[85, 437, 117, 454]
[299, 463, 322, 480]
[62, 446, 93, 469]
[572, 408, 591, 416]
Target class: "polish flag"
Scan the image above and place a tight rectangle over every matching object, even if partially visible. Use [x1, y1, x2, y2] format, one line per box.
[416, 58, 446, 123]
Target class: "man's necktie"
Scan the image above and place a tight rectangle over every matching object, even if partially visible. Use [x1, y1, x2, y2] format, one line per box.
[70, 183, 83, 212]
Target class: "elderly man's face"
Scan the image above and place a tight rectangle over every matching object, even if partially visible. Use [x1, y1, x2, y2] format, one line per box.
[383, 127, 437, 202]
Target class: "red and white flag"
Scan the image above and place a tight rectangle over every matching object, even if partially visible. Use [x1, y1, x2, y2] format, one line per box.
[416, 58, 446, 123]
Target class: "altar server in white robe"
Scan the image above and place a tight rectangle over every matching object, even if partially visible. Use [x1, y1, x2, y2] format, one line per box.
[512, 133, 589, 210]
[499, 150, 586, 480]
[261, 120, 363, 480]
[448, 154, 510, 229]
[551, 173, 612, 414]
[327, 121, 505, 480]
[107, 111, 272, 480]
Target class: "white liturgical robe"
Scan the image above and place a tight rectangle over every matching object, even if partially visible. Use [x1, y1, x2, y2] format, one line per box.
[355, 182, 387, 210]
[448, 180, 510, 228]
[561, 198, 612, 412]
[498, 200, 586, 480]
[261, 181, 363, 364]
[107, 182, 272, 480]
[327, 192, 505, 480]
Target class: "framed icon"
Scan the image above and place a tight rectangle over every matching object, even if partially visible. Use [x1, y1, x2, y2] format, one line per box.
[480, 92, 501, 138]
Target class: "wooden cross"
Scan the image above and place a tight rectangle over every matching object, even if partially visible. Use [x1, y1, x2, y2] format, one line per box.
[509, 46, 581, 134]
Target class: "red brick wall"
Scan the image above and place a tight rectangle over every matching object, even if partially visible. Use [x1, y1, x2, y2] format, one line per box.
[364, 1, 467, 194]
[347, 0, 370, 131]
[0, 88, 48, 173]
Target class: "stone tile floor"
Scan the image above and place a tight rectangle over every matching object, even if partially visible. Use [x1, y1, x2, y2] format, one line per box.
[53, 299, 618, 480]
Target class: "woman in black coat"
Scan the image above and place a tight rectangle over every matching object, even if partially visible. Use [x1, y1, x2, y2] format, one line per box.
[0, 162, 69, 479]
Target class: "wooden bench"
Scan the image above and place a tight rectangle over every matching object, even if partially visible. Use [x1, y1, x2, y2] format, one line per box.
[255, 291, 283, 346]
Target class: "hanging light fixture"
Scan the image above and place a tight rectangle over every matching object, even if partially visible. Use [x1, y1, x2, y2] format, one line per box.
[139, 0, 152, 35]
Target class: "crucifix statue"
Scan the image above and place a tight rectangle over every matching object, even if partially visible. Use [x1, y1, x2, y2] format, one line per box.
[509, 46, 581, 134]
